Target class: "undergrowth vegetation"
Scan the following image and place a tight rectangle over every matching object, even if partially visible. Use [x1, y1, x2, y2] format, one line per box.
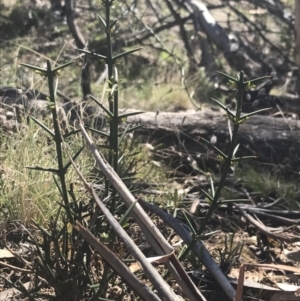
[236, 165, 300, 210]
[0, 121, 93, 223]
[0, 1, 299, 301]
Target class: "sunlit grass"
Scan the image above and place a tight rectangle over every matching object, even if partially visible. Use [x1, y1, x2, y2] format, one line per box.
[0, 122, 93, 224]
[237, 165, 300, 210]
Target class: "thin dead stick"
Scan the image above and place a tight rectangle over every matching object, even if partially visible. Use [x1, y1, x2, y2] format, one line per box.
[0, 261, 32, 273]
[63, 139, 176, 301]
[3, 241, 32, 268]
[79, 183, 176, 301]
[243, 263, 300, 273]
[140, 199, 238, 301]
[238, 208, 299, 243]
[245, 209, 300, 225]
[79, 126, 175, 255]
[74, 222, 162, 301]
[79, 124, 206, 301]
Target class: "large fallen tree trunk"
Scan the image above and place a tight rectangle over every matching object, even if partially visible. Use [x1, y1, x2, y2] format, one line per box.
[1, 87, 299, 168]
[123, 108, 300, 167]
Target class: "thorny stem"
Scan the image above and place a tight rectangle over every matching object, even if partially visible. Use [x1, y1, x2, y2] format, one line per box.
[179, 71, 245, 260]
[46, 60, 73, 223]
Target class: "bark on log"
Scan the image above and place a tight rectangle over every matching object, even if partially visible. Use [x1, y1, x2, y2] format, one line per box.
[123, 108, 300, 167]
[1, 87, 299, 167]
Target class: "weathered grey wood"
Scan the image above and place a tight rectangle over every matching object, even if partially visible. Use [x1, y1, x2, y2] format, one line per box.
[1, 87, 299, 165]
[182, 1, 272, 76]
[122, 108, 300, 164]
[0, 87, 101, 132]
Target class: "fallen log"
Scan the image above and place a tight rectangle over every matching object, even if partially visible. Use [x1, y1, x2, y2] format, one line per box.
[1, 87, 299, 168]
[122, 108, 300, 167]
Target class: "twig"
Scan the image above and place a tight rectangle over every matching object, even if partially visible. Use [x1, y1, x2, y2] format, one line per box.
[0, 261, 32, 273]
[78, 124, 207, 301]
[63, 133, 179, 301]
[74, 222, 162, 301]
[139, 199, 237, 301]
[238, 207, 299, 243]
[246, 209, 300, 225]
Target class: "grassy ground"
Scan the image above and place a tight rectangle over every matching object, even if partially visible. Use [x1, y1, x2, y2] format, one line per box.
[0, 0, 217, 225]
[0, 1, 299, 301]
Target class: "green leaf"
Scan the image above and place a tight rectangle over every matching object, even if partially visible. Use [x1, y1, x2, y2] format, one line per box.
[122, 151, 141, 158]
[78, 49, 107, 61]
[241, 107, 272, 118]
[87, 127, 110, 138]
[29, 116, 55, 137]
[233, 144, 240, 157]
[244, 75, 271, 86]
[53, 175, 64, 198]
[219, 199, 249, 204]
[209, 175, 215, 198]
[52, 60, 74, 73]
[118, 153, 125, 164]
[199, 137, 227, 159]
[97, 14, 106, 27]
[120, 176, 138, 182]
[118, 124, 130, 146]
[216, 71, 237, 82]
[63, 129, 82, 138]
[210, 97, 236, 118]
[231, 156, 258, 162]
[118, 111, 144, 119]
[97, 144, 112, 150]
[89, 94, 113, 117]
[118, 125, 143, 135]
[110, 19, 118, 31]
[182, 211, 196, 236]
[63, 145, 85, 172]
[119, 200, 138, 227]
[26, 166, 59, 173]
[20, 63, 47, 75]
[200, 188, 213, 203]
[110, 83, 118, 96]
[113, 47, 143, 61]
